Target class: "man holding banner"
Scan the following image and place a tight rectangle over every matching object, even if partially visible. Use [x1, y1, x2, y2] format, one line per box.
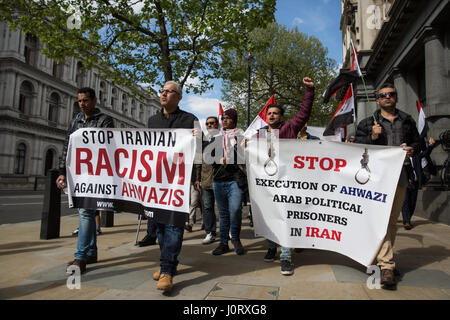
[148, 81, 200, 293]
[256, 77, 315, 275]
[355, 83, 421, 288]
[57, 87, 114, 275]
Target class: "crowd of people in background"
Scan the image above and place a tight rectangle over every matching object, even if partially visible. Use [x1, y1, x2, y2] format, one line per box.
[58, 79, 437, 294]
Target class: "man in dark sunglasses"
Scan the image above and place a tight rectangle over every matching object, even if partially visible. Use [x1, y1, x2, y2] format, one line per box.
[355, 82, 421, 290]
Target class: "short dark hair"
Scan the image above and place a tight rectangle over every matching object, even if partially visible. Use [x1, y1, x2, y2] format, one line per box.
[378, 82, 396, 92]
[78, 87, 96, 99]
[206, 116, 218, 124]
[267, 103, 284, 116]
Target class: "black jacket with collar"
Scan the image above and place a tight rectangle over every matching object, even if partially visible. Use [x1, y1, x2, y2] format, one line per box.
[59, 108, 114, 175]
[355, 108, 421, 156]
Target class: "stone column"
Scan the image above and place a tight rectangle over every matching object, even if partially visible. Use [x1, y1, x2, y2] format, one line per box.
[423, 28, 450, 166]
[392, 68, 410, 114]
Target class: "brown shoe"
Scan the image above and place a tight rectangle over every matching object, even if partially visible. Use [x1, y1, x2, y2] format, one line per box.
[380, 269, 395, 286]
[66, 259, 86, 274]
[157, 274, 173, 293]
[153, 268, 177, 281]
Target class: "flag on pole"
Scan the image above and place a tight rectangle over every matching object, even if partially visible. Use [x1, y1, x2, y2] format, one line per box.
[322, 39, 362, 104]
[350, 39, 362, 77]
[416, 100, 428, 138]
[218, 103, 224, 131]
[323, 84, 355, 136]
[322, 70, 360, 103]
[243, 95, 276, 138]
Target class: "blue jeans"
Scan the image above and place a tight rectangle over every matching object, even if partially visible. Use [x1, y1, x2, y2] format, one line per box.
[75, 208, 97, 260]
[202, 188, 216, 236]
[213, 181, 243, 244]
[156, 223, 184, 276]
[146, 218, 157, 238]
[267, 240, 292, 262]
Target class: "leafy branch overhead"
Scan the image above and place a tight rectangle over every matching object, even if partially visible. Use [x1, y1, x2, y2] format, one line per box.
[221, 23, 338, 128]
[1, 0, 275, 95]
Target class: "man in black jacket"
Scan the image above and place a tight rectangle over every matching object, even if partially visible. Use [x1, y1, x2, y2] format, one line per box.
[56, 87, 114, 274]
[355, 83, 421, 289]
[148, 81, 200, 293]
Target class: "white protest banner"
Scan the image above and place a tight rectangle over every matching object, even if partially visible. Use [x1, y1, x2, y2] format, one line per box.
[246, 138, 405, 266]
[66, 128, 196, 227]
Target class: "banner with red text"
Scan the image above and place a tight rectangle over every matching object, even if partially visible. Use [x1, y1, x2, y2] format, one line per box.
[66, 128, 196, 227]
[246, 138, 405, 266]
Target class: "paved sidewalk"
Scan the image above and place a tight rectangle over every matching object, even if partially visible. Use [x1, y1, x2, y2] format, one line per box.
[0, 211, 449, 300]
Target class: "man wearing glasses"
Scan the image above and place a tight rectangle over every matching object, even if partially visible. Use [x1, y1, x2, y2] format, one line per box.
[147, 81, 200, 293]
[194, 117, 220, 244]
[355, 83, 421, 289]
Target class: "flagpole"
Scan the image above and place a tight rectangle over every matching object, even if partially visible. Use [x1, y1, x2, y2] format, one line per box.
[351, 40, 377, 124]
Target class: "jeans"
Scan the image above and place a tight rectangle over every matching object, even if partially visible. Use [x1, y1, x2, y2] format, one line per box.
[267, 240, 292, 262]
[146, 218, 157, 238]
[213, 181, 243, 244]
[156, 223, 184, 276]
[202, 188, 216, 236]
[401, 184, 418, 224]
[75, 208, 97, 260]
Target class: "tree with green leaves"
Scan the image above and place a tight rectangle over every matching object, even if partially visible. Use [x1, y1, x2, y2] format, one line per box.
[220, 22, 338, 128]
[0, 0, 275, 96]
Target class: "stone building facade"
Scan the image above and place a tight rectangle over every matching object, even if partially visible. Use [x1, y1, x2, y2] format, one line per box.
[341, 0, 450, 224]
[0, 21, 161, 190]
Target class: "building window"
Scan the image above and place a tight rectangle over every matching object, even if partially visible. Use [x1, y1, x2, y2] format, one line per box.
[48, 92, 60, 122]
[15, 143, 26, 174]
[52, 61, 64, 79]
[24, 33, 38, 66]
[122, 94, 128, 113]
[75, 61, 85, 87]
[111, 88, 117, 109]
[19, 81, 34, 114]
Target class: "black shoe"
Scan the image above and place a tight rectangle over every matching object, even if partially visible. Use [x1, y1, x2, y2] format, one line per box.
[232, 239, 245, 255]
[280, 260, 294, 276]
[184, 224, 193, 232]
[212, 243, 230, 255]
[264, 248, 277, 262]
[66, 259, 86, 274]
[380, 269, 395, 286]
[138, 235, 157, 247]
[403, 222, 413, 230]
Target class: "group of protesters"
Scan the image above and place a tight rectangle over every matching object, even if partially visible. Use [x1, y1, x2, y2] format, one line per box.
[57, 77, 435, 294]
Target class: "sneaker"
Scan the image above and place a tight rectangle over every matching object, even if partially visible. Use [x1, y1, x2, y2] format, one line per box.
[157, 274, 173, 293]
[202, 233, 216, 245]
[280, 260, 294, 276]
[72, 228, 79, 236]
[66, 259, 86, 274]
[264, 248, 277, 262]
[96, 227, 102, 235]
[232, 239, 245, 255]
[212, 243, 230, 255]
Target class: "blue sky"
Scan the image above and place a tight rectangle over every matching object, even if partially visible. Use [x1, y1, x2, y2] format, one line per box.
[182, 0, 343, 125]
